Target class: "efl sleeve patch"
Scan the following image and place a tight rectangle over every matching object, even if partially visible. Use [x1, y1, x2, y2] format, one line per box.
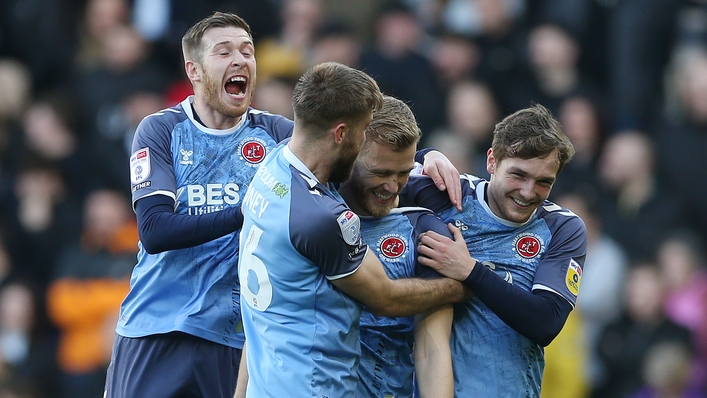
[336, 210, 360, 245]
[565, 258, 582, 296]
[130, 147, 151, 184]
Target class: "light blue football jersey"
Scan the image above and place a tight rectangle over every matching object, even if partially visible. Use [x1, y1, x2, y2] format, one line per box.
[403, 174, 587, 397]
[118, 96, 293, 349]
[357, 208, 450, 398]
[239, 144, 368, 397]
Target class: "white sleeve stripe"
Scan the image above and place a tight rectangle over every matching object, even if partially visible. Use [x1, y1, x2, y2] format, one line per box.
[326, 247, 368, 281]
[532, 284, 576, 308]
[132, 190, 176, 211]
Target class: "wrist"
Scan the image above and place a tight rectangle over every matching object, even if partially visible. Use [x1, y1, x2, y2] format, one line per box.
[463, 258, 478, 286]
[415, 147, 436, 164]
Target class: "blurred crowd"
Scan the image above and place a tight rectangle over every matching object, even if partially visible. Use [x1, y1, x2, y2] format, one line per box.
[0, 0, 706, 397]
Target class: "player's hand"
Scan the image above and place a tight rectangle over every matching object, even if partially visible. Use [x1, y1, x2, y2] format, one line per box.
[418, 223, 476, 281]
[422, 150, 462, 211]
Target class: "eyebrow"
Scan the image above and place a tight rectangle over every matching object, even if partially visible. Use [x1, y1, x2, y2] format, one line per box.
[212, 39, 254, 49]
[508, 166, 556, 183]
[371, 166, 414, 175]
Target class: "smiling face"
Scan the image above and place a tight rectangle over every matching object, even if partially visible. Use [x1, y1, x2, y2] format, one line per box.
[191, 26, 256, 119]
[345, 140, 416, 217]
[486, 149, 559, 224]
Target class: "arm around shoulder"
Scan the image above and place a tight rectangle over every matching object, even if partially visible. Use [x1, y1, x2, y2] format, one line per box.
[330, 250, 465, 317]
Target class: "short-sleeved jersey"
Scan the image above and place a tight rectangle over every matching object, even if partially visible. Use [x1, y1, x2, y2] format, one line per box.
[118, 96, 293, 349]
[403, 174, 587, 397]
[238, 144, 368, 397]
[357, 208, 449, 398]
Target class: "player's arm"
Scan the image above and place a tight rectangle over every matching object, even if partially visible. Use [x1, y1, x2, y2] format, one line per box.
[418, 224, 573, 346]
[331, 250, 465, 317]
[417, 149, 462, 211]
[130, 114, 245, 254]
[233, 345, 248, 398]
[414, 304, 454, 398]
[136, 195, 244, 254]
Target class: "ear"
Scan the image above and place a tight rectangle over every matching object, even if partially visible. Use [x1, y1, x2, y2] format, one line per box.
[185, 60, 201, 83]
[486, 148, 496, 175]
[332, 122, 347, 145]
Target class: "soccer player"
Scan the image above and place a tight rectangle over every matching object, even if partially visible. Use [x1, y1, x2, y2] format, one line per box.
[104, 12, 293, 398]
[338, 95, 456, 398]
[237, 62, 466, 397]
[409, 104, 588, 396]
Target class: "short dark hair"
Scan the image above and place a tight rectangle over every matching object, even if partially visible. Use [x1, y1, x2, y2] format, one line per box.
[492, 103, 575, 173]
[182, 12, 252, 64]
[291, 62, 383, 136]
[363, 95, 420, 153]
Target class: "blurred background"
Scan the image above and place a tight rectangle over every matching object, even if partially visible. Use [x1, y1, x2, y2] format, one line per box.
[0, 0, 706, 397]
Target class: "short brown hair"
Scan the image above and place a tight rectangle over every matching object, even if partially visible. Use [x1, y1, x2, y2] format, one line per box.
[181, 12, 252, 64]
[492, 103, 575, 173]
[292, 62, 383, 136]
[363, 95, 420, 153]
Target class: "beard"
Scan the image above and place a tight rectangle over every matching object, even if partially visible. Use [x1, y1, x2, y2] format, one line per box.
[348, 175, 396, 218]
[329, 136, 360, 183]
[202, 70, 253, 118]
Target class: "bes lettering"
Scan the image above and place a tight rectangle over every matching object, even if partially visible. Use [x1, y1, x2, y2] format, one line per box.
[187, 183, 240, 206]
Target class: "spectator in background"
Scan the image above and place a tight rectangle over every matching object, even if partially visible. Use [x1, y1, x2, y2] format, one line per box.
[506, 22, 595, 118]
[550, 94, 606, 199]
[360, 1, 444, 135]
[47, 189, 136, 398]
[657, 46, 707, 248]
[632, 341, 698, 398]
[0, 0, 78, 93]
[592, 262, 694, 398]
[425, 80, 498, 174]
[433, 0, 529, 115]
[0, 59, 32, 224]
[74, 0, 131, 69]
[657, 230, 707, 396]
[309, 21, 362, 68]
[0, 58, 32, 134]
[70, 23, 170, 192]
[5, 159, 82, 290]
[0, 279, 60, 398]
[596, 130, 687, 262]
[552, 191, 628, 394]
[428, 31, 481, 94]
[606, 0, 681, 132]
[3, 95, 90, 285]
[5, 94, 93, 201]
[256, 0, 324, 83]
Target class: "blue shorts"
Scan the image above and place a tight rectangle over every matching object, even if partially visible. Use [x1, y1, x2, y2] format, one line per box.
[104, 332, 242, 398]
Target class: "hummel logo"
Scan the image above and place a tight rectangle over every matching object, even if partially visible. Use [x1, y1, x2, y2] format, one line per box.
[180, 149, 193, 165]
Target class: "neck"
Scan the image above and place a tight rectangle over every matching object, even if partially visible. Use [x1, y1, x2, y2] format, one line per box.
[191, 96, 243, 130]
[288, 129, 335, 185]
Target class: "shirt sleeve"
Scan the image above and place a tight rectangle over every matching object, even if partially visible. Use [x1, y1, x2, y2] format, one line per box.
[288, 179, 367, 279]
[532, 211, 588, 307]
[463, 264, 573, 346]
[136, 195, 243, 254]
[401, 175, 456, 214]
[130, 113, 179, 207]
[407, 210, 450, 279]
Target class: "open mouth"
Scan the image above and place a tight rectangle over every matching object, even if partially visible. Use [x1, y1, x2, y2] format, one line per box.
[511, 197, 532, 208]
[225, 76, 247, 98]
[373, 191, 394, 204]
